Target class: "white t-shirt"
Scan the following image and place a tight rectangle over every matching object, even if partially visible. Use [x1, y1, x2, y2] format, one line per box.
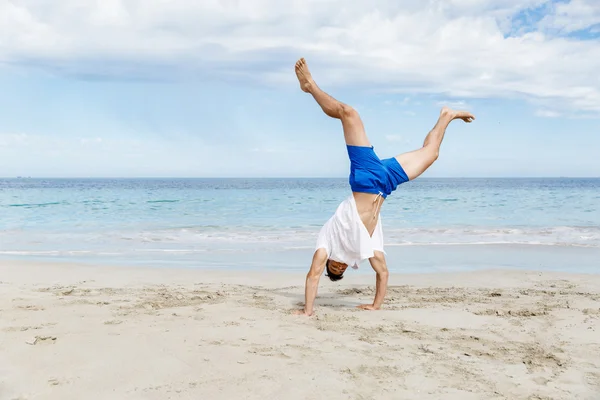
[315, 195, 385, 269]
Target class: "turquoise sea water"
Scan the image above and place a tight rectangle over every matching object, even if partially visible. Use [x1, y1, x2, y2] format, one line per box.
[1, 178, 599, 273]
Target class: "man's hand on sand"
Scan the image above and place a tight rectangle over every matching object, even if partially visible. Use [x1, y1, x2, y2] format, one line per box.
[292, 309, 313, 316]
[357, 304, 379, 311]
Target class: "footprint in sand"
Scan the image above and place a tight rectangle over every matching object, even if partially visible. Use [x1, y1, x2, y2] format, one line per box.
[103, 320, 123, 325]
[16, 305, 45, 311]
[3, 325, 43, 332]
[25, 336, 57, 345]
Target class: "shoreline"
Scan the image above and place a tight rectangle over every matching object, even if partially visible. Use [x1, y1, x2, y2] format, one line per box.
[2, 241, 600, 275]
[0, 258, 596, 282]
[1, 260, 599, 399]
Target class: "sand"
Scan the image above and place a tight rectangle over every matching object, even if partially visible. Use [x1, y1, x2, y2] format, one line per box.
[1, 260, 599, 400]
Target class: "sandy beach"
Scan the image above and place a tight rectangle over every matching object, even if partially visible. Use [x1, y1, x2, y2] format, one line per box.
[1, 260, 599, 400]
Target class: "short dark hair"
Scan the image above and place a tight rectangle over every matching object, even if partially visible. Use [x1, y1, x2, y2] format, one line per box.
[325, 260, 344, 282]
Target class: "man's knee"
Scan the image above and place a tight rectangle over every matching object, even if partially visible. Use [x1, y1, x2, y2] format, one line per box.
[340, 104, 359, 121]
[424, 146, 439, 164]
[373, 250, 386, 263]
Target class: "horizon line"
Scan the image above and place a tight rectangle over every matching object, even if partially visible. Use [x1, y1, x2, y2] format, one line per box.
[3, 176, 600, 180]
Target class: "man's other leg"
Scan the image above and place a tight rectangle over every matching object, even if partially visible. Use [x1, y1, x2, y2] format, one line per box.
[395, 107, 475, 181]
[295, 58, 370, 147]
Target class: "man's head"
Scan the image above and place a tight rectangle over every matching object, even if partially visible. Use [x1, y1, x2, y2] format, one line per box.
[325, 259, 349, 281]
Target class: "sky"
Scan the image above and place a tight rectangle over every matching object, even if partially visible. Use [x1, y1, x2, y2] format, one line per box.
[0, 0, 599, 178]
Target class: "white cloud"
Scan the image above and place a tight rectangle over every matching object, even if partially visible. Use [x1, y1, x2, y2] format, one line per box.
[79, 137, 103, 145]
[0, 131, 313, 177]
[436, 100, 471, 109]
[539, 0, 600, 33]
[383, 97, 411, 106]
[0, 0, 599, 114]
[249, 147, 280, 153]
[0, 132, 200, 176]
[535, 109, 561, 117]
[385, 134, 411, 144]
[0, 133, 29, 147]
[385, 134, 403, 142]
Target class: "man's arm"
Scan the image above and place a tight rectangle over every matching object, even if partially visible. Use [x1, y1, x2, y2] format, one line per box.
[295, 248, 328, 316]
[358, 251, 389, 310]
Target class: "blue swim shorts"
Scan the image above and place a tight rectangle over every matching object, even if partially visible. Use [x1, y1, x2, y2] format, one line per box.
[347, 145, 409, 198]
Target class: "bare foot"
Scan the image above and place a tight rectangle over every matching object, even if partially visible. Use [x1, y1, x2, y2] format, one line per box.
[295, 58, 314, 93]
[441, 106, 475, 123]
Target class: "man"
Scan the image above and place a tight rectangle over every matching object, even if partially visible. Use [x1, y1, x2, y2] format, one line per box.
[293, 58, 475, 316]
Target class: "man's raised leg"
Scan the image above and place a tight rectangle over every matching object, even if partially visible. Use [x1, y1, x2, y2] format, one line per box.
[295, 58, 370, 147]
[395, 107, 475, 181]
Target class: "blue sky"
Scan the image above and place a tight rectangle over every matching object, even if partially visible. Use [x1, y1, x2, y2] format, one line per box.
[0, 0, 598, 178]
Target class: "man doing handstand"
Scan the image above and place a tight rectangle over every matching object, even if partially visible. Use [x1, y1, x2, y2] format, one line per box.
[293, 58, 475, 316]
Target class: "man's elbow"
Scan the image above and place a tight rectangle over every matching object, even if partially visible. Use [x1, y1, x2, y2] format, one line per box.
[307, 271, 321, 281]
[377, 268, 389, 279]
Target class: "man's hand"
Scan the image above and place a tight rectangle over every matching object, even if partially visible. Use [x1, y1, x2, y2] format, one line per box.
[357, 304, 380, 311]
[292, 309, 313, 316]
[300, 249, 327, 318]
[369, 251, 389, 310]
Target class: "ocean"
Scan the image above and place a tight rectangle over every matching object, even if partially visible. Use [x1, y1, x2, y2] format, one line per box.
[1, 178, 599, 274]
